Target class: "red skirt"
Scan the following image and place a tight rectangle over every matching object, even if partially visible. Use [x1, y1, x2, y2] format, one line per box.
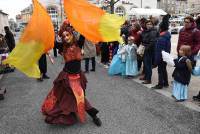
[41, 71, 93, 125]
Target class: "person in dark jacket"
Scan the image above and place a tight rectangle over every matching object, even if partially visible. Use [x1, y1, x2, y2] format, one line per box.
[38, 54, 50, 81]
[152, 14, 171, 89]
[4, 26, 15, 52]
[172, 45, 193, 102]
[141, 20, 159, 84]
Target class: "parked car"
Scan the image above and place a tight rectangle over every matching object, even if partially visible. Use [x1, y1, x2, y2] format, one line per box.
[169, 19, 184, 34]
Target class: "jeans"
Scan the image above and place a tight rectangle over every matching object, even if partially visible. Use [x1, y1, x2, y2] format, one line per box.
[143, 51, 152, 81]
[157, 61, 168, 86]
[85, 57, 95, 71]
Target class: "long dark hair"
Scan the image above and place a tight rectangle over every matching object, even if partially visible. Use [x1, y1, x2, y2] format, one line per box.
[159, 14, 170, 32]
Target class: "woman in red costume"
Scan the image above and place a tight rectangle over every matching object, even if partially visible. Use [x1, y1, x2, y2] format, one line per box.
[41, 22, 102, 127]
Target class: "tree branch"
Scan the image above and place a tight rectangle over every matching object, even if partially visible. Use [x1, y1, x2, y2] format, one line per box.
[114, 0, 120, 4]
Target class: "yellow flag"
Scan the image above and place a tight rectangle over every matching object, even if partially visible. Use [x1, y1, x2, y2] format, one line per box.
[3, 0, 54, 78]
[64, 0, 125, 43]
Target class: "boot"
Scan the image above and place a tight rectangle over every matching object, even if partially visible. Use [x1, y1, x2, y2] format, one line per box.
[193, 91, 200, 101]
[86, 108, 102, 127]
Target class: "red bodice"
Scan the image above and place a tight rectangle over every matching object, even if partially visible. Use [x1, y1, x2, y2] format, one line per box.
[63, 45, 81, 62]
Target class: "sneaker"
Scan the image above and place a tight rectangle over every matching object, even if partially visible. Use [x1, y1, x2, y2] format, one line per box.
[92, 117, 102, 127]
[152, 85, 163, 89]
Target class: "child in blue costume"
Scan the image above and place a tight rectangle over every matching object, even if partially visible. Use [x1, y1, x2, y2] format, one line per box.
[124, 36, 138, 77]
[172, 45, 193, 102]
[108, 43, 126, 76]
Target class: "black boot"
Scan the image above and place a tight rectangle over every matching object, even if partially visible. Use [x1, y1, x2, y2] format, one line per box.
[86, 108, 102, 127]
[193, 91, 200, 101]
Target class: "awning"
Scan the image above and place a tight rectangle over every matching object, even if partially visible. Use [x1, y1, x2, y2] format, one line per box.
[128, 8, 167, 16]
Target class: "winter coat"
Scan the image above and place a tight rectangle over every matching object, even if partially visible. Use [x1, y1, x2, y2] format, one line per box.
[172, 57, 191, 85]
[5, 31, 15, 52]
[83, 39, 96, 58]
[154, 31, 171, 65]
[194, 28, 200, 55]
[141, 28, 159, 53]
[177, 23, 198, 55]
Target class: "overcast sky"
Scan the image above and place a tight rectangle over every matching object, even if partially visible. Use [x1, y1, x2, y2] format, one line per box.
[0, 0, 32, 19]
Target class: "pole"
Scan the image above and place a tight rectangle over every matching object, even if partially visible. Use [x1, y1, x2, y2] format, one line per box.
[60, 0, 63, 23]
[141, 0, 142, 8]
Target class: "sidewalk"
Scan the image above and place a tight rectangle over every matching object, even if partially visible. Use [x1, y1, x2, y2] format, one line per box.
[96, 56, 200, 112]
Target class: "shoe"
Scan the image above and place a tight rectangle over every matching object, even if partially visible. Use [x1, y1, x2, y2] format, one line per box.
[139, 77, 145, 80]
[152, 85, 163, 89]
[92, 117, 102, 127]
[43, 74, 50, 79]
[0, 94, 4, 100]
[142, 80, 151, 84]
[175, 99, 185, 102]
[37, 77, 43, 82]
[163, 84, 169, 88]
[193, 91, 200, 101]
[90, 69, 95, 72]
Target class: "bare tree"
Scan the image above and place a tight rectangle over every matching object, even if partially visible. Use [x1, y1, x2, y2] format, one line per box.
[110, 0, 120, 14]
[103, 0, 120, 14]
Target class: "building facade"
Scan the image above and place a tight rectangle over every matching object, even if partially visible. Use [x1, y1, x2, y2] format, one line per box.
[0, 10, 9, 34]
[186, 0, 200, 14]
[100, 0, 157, 18]
[157, 0, 196, 15]
[157, 0, 176, 14]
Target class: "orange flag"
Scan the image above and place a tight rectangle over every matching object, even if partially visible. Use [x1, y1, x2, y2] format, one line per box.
[64, 0, 125, 43]
[3, 0, 54, 78]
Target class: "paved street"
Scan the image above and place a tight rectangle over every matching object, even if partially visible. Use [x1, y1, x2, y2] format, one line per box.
[0, 56, 199, 134]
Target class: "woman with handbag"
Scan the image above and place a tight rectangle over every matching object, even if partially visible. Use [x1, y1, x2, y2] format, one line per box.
[140, 20, 159, 84]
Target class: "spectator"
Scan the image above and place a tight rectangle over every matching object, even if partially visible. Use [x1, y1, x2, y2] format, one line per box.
[153, 14, 171, 89]
[38, 54, 50, 81]
[140, 19, 159, 84]
[177, 16, 198, 66]
[83, 37, 96, 73]
[129, 23, 142, 71]
[0, 34, 9, 54]
[193, 15, 200, 101]
[4, 26, 15, 52]
[172, 45, 193, 102]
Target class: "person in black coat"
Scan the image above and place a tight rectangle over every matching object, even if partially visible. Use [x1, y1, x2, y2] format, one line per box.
[38, 54, 50, 81]
[152, 14, 171, 89]
[4, 26, 15, 52]
[141, 20, 159, 84]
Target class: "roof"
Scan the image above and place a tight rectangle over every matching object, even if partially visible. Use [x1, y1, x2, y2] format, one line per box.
[128, 8, 167, 16]
[0, 10, 8, 15]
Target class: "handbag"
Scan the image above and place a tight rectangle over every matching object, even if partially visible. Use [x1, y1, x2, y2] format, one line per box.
[137, 45, 145, 57]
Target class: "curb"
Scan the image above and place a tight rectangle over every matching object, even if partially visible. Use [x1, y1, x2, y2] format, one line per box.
[96, 58, 200, 112]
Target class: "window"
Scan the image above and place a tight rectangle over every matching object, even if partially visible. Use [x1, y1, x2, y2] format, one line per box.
[47, 7, 58, 21]
[115, 7, 125, 16]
